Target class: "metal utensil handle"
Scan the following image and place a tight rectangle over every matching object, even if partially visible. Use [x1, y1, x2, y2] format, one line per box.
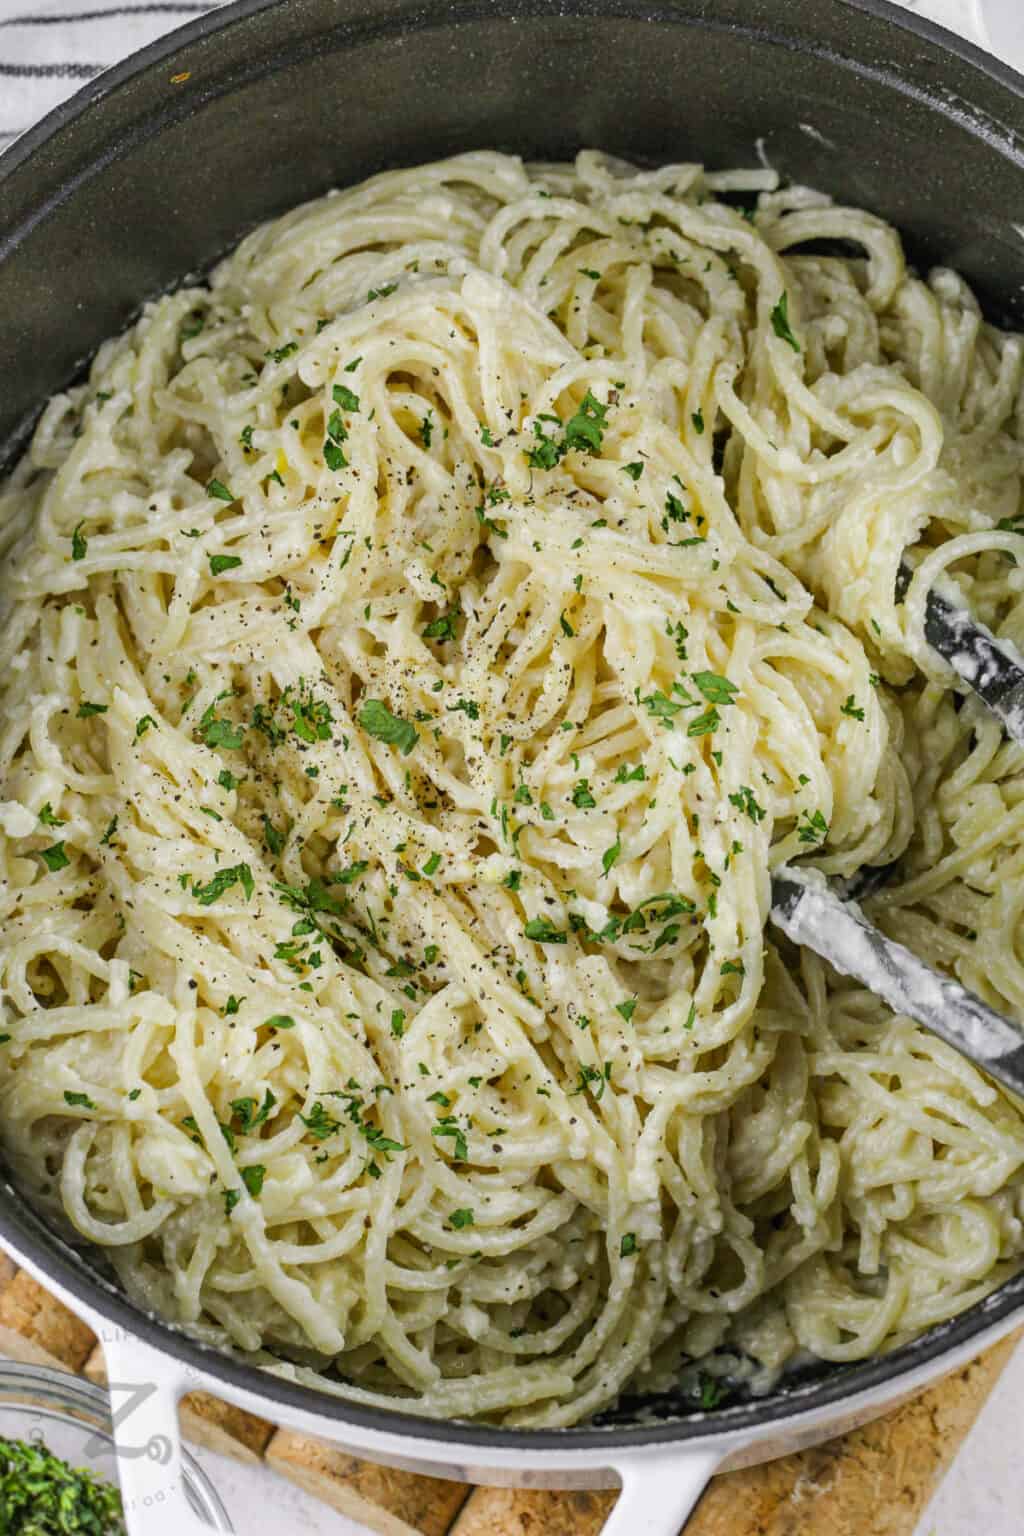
[602, 1448, 722, 1533]
[921, 583, 1024, 750]
[99, 1333, 230, 1533]
[771, 869, 1024, 1099]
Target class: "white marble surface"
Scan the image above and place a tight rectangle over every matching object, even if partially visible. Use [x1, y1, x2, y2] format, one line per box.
[164, 2, 1024, 1532]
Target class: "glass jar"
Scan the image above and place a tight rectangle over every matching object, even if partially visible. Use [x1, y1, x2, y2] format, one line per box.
[0, 1359, 231, 1529]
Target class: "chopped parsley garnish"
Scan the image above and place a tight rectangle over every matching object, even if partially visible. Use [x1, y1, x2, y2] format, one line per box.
[687, 707, 720, 737]
[526, 390, 608, 468]
[602, 838, 621, 875]
[423, 608, 460, 641]
[770, 292, 801, 352]
[209, 553, 242, 576]
[38, 843, 69, 872]
[622, 461, 644, 481]
[564, 390, 608, 454]
[241, 1165, 266, 1198]
[841, 695, 865, 721]
[324, 438, 347, 472]
[265, 1014, 295, 1030]
[0, 1436, 124, 1532]
[206, 479, 235, 503]
[300, 1102, 341, 1140]
[199, 701, 245, 750]
[191, 862, 254, 905]
[798, 808, 829, 844]
[641, 690, 683, 726]
[64, 1090, 95, 1109]
[71, 522, 88, 561]
[266, 341, 299, 363]
[390, 1009, 406, 1038]
[367, 282, 398, 301]
[571, 1063, 610, 1100]
[615, 762, 646, 783]
[692, 671, 739, 706]
[526, 417, 562, 470]
[432, 1122, 468, 1159]
[231, 1090, 276, 1133]
[620, 1232, 637, 1257]
[359, 700, 419, 755]
[450, 1208, 475, 1229]
[134, 715, 156, 739]
[38, 803, 64, 827]
[691, 409, 705, 434]
[423, 852, 442, 876]
[76, 701, 108, 718]
[616, 998, 637, 1022]
[475, 483, 511, 539]
[334, 860, 368, 885]
[420, 410, 434, 449]
[669, 622, 689, 661]
[261, 814, 287, 855]
[728, 786, 765, 823]
[290, 687, 333, 743]
[523, 917, 567, 944]
[332, 384, 360, 412]
[100, 816, 118, 846]
[571, 780, 596, 808]
[275, 876, 343, 920]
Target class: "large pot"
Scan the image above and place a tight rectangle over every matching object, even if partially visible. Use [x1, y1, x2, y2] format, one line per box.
[2, 2, 1024, 1531]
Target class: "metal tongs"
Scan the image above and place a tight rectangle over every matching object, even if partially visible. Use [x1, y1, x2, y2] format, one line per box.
[771, 568, 1024, 1098]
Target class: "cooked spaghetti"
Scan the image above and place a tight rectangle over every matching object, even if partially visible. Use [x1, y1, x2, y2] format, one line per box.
[1, 151, 1024, 1426]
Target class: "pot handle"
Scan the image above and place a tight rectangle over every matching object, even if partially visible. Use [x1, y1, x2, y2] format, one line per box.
[100, 1326, 720, 1536]
[99, 1333, 231, 1533]
[602, 1447, 723, 1534]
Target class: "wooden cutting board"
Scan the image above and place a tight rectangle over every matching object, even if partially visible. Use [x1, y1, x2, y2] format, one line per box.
[0, 1250, 1016, 1536]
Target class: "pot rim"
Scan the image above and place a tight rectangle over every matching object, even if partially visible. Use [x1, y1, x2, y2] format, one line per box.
[3, 0, 1024, 195]
[2, 0, 1024, 1455]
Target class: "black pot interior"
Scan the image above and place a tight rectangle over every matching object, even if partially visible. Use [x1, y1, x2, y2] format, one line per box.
[2, 0, 1024, 1449]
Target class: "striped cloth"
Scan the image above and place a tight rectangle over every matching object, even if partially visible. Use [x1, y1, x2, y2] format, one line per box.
[0, 0, 221, 152]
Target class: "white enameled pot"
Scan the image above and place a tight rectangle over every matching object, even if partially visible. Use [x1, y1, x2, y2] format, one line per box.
[4, 3, 1024, 1533]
